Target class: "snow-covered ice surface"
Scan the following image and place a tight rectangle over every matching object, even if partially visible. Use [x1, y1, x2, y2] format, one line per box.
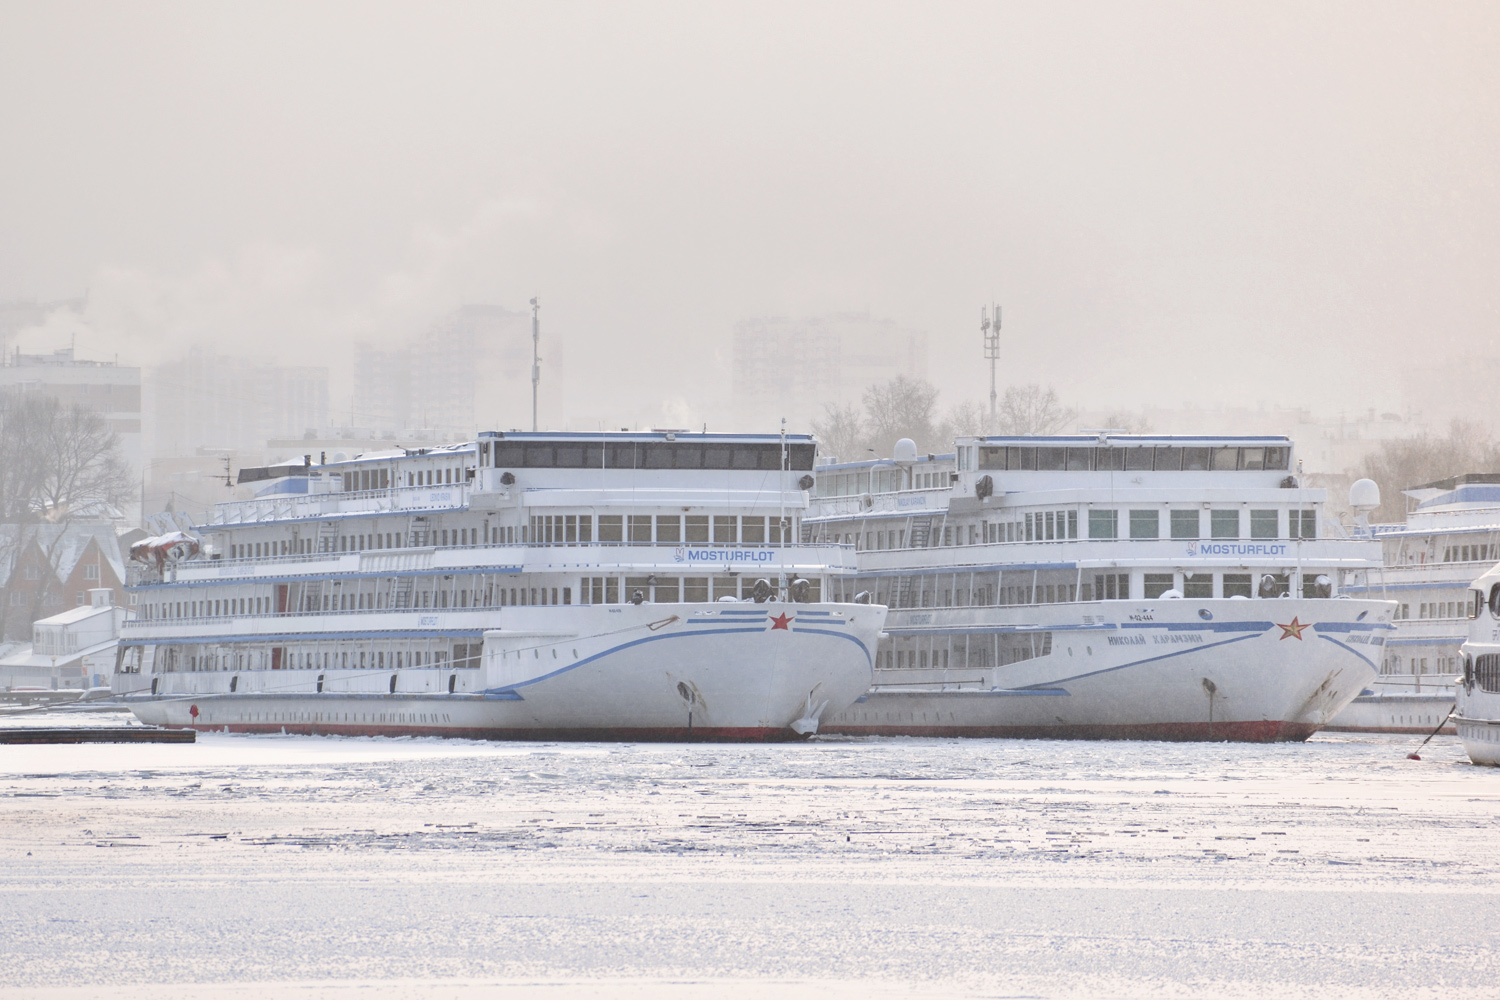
[2, 718, 1498, 999]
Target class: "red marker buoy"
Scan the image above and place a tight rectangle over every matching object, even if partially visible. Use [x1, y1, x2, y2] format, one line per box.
[1407, 753, 1421, 760]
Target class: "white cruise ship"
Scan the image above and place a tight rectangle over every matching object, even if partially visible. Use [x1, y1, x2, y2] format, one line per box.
[1455, 561, 1500, 765]
[1327, 474, 1500, 734]
[113, 431, 885, 741]
[804, 434, 1394, 742]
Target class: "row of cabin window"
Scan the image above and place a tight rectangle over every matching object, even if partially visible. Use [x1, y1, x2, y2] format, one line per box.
[1394, 599, 1473, 621]
[1386, 654, 1458, 677]
[882, 632, 1053, 671]
[154, 639, 481, 673]
[841, 570, 1331, 607]
[531, 514, 793, 545]
[485, 441, 815, 472]
[819, 467, 945, 498]
[404, 467, 467, 488]
[978, 444, 1291, 473]
[143, 577, 571, 619]
[827, 508, 1316, 551]
[1442, 543, 1500, 563]
[341, 468, 395, 492]
[580, 575, 822, 604]
[1088, 508, 1317, 540]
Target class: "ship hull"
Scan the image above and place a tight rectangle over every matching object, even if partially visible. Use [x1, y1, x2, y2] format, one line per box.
[123, 601, 884, 742]
[1455, 682, 1500, 765]
[824, 597, 1393, 743]
[1319, 690, 1456, 735]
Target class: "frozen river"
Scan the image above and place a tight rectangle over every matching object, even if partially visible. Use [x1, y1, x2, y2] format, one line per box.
[2, 717, 1498, 998]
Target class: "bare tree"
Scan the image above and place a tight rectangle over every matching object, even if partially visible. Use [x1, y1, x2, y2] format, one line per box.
[937, 399, 987, 443]
[995, 384, 1077, 436]
[810, 401, 866, 465]
[0, 394, 132, 638]
[1358, 420, 1500, 523]
[862, 375, 940, 454]
[1100, 411, 1154, 434]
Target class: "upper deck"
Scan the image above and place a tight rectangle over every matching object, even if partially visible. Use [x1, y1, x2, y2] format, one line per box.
[811, 435, 1301, 516]
[213, 431, 818, 527]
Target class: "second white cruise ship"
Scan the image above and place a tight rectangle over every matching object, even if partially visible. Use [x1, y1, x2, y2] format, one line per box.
[805, 434, 1394, 742]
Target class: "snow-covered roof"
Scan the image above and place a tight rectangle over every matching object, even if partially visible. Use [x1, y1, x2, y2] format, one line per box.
[0, 522, 128, 588]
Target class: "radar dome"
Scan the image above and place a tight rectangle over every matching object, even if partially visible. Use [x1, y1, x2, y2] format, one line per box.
[1349, 478, 1381, 511]
[893, 438, 918, 463]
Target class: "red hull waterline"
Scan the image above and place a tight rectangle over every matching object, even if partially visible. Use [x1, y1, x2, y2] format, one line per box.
[823, 719, 1321, 743]
[167, 722, 806, 742]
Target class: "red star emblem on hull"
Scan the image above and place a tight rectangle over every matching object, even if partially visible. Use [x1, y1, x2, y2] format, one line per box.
[769, 612, 793, 630]
[1276, 617, 1309, 640]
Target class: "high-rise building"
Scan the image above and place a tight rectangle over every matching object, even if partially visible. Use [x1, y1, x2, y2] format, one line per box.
[731, 312, 929, 430]
[0, 346, 143, 485]
[354, 304, 540, 437]
[145, 350, 328, 460]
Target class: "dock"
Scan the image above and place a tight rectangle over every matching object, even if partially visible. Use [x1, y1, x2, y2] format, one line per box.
[0, 727, 196, 744]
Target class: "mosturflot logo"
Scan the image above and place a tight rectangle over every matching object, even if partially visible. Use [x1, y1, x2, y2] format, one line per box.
[1186, 541, 1289, 557]
[673, 547, 776, 564]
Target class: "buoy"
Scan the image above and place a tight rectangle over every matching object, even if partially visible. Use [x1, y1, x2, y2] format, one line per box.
[1407, 753, 1421, 760]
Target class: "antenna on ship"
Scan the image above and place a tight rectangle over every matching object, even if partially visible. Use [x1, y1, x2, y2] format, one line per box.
[981, 303, 1000, 434]
[530, 297, 541, 432]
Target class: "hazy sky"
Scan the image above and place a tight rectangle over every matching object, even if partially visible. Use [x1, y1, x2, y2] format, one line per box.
[1, 2, 1496, 432]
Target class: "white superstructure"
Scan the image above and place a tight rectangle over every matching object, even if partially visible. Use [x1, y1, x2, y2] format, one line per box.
[1330, 474, 1500, 734]
[114, 432, 885, 740]
[805, 435, 1394, 742]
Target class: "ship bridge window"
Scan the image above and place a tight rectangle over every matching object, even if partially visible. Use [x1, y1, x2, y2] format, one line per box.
[1181, 447, 1209, 470]
[1037, 447, 1066, 471]
[555, 445, 586, 466]
[1008, 446, 1036, 471]
[1240, 447, 1266, 470]
[1250, 510, 1279, 539]
[979, 447, 1007, 470]
[1154, 446, 1182, 471]
[644, 444, 674, 469]
[1144, 573, 1174, 599]
[1263, 447, 1290, 470]
[1123, 448, 1154, 471]
[1223, 573, 1252, 598]
[1065, 448, 1091, 471]
[1476, 654, 1500, 693]
[1183, 573, 1213, 598]
[1088, 509, 1118, 539]
[1094, 447, 1125, 471]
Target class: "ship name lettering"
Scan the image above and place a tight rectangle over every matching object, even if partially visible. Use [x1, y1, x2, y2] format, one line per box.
[1107, 635, 1147, 646]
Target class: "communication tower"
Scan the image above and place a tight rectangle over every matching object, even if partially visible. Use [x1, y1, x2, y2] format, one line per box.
[981, 303, 1001, 434]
